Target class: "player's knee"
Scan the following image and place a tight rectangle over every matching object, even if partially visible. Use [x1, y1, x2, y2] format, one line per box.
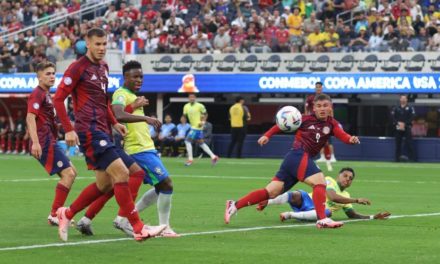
[156, 178, 173, 192]
[107, 159, 129, 183]
[97, 181, 112, 193]
[60, 168, 76, 188]
[266, 188, 281, 199]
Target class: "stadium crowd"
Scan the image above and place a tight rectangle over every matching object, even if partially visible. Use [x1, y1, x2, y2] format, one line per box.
[1, 0, 440, 72]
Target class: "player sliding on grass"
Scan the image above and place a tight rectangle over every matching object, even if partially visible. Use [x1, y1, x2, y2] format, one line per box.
[76, 60, 178, 237]
[26, 62, 78, 226]
[225, 94, 360, 229]
[256, 167, 391, 221]
[53, 28, 166, 242]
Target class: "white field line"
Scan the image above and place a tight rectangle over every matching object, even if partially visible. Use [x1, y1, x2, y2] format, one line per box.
[0, 212, 439, 252]
[1, 174, 439, 184]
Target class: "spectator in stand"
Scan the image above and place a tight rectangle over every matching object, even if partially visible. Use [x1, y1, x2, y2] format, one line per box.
[287, 7, 303, 52]
[349, 26, 369, 51]
[145, 30, 160, 53]
[411, 27, 429, 51]
[191, 29, 212, 53]
[274, 20, 290, 52]
[322, 25, 341, 52]
[354, 13, 369, 34]
[303, 12, 321, 36]
[159, 114, 177, 157]
[213, 26, 233, 53]
[104, 4, 118, 21]
[0, 45, 16, 73]
[429, 25, 440, 51]
[303, 25, 323, 52]
[368, 26, 386, 51]
[174, 115, 191, 157]
[383, 24, 401, 51]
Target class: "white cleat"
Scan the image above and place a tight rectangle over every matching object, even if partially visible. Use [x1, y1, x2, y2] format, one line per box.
[160, 226, 180, 237]
[316, 218, 344, 229]
[57, 207, 70, 242]
[330, 155, 337, 163]
[133, 224, 167, 241]
[76, 216, 94, 236]
[113, 216, 134, 237]
[48, 214, 59, 226]
[224, 200, 237, 224]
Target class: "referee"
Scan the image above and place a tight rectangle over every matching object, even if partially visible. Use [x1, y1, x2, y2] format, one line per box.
[227, 96, 251, 158]
[391, 94, 416, 162]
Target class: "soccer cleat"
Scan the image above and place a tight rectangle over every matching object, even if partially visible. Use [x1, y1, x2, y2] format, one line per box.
[224, 200, 237, 224]
[20, 150, 27, 155]
[211, 155, 219, 166]
[256, 200, 268, 211]
[330, 155, 337, 163]
[57, 207, 70, 241]
[184, 160, 193, 166]
[113, 216, 134, 237]
[48, 214, 59, 226]
[316, 218, 344, 229]
[160, 226, 180, 238]
[76, 216, 94, 236]
[133, 224, 167, 241]
[12, 150, 17, 155]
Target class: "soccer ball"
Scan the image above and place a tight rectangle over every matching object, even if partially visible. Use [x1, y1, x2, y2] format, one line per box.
[276, 106, 302, 132]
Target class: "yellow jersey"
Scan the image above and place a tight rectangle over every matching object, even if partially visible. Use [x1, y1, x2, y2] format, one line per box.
[229, 103, 245, 128]
[183, 102, 206, 130]
[324, 176, 353, 213]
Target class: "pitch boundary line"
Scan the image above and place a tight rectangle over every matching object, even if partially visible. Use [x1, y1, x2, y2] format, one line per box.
[0, 212, 439, 252]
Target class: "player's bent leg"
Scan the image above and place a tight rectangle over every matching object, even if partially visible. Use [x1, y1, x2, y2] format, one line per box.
[184, 139, 194, 165]
[155, 178, 179, 237]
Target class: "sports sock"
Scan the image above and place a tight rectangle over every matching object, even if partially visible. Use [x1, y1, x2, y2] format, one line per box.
[288, 210, 318, 221]
[67, 183, 103, 219]
[84, 190, 114, 220]
[135, 188, 159, 212]
[51, 183, 70, 217]
[312, 184, 327, 220]
[199, 143, 215, 158]
[184, 141, 193, 160]
[113, 182, 143, 233]
[117, 170, 145, 217]
[267, 192, 290, 206]
[157, 191, 173, 226]
[235, 188, 269, 210]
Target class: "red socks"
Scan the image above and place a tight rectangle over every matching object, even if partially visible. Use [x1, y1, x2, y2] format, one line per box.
[323, 145, 331, 160]
[235, 188, 269, 210]
[84, 190, 114, 220]
[51, 183, 70, 217]
[312, 184, 327, 220]
[117, 170, 145, 217]
[114, 182, 143, 233]
[66, 183, 103, 219]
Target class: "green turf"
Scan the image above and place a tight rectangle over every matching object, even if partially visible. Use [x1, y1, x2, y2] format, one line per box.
[0, 155, 440, 263]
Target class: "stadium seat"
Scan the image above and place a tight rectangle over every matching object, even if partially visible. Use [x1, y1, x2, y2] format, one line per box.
[217, 54, 237, 72]
[286, 55, 306, 72]
[381, 54, 402, 72]
[429, 55, 440, 71]
[194, 55, 214, 72]
[309, 55, 329, 72]
[404, 54, 425, 72]
[260, 54, 281, 72]
[334, 55, 354, 72]
[173, 55, 194, 72]
[152, 55, 173, 72]
[358, 54, 378, 72]
[239, 55, 258, 72]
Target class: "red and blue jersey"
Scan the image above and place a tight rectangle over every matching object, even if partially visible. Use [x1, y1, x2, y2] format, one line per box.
[265, 114, 351, 157]
[27, 86, 57, 145]
[54, 56, 117, 135]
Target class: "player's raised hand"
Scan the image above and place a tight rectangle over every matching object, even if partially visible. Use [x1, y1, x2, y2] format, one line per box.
[356, 198, 371, 205]
[132, 96, 149, 109]
[349, 136, 360, 144]
[31, 142, 42, 159]
[258, 136, 269, 146]
[65, 131, 80, 147]
[114, 123, 127, 137]
[373, 211, 391, 220]
[145, 116, 162, 129]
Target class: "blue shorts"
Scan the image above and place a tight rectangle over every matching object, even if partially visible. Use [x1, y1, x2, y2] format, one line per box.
[131, 150, 169, 186]
[78, 129, 121, 170]
[38, 136, 71, 175]
[274, 148, 321, 192]
[186, 129, 204, 141]
[288, 190, 331, 217]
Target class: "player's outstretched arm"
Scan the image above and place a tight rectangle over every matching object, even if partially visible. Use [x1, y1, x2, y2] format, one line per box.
[332, 121, 360, 144]
[327, 189, 370, 205]
[345, 209, 391, 220]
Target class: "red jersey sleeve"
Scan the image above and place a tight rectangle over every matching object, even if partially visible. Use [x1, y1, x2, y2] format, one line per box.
[124, 105, 134, 113]
[27, 89, 44, 116]
[107, 101, 118, 125]
[264, 124, 281, 138]
[54, 63, 82, 132]
[332, 120, 351, 144]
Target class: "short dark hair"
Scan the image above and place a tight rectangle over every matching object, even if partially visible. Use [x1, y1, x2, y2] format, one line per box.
[123, 60, 142, 75]
[315, 81, 323, 86]
[86, 28, 106, 38]
[235, 96, 244, 103]
[313, 93, 331, 102]
[35, 61, 55, 73]
[339, 167, 355, 178]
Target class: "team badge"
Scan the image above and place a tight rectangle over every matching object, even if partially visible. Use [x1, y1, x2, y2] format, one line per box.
[323, 126, 330, 134]
[57, 161, 64, 168]
[99, 140, 108, 147]
[33, 103, 40, 110]
[117, 96, 125, 103]
[64, 77, 72, 85]
[154, 167, 163, 175]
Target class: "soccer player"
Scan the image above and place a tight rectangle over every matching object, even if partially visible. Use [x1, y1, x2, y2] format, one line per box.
[305, 82, 336, 171]
[224, 94, 360, 228]
[77, 60, 178, 237]
[256, 167, 391, 221]
[26, 62, 77, 226]
[53, 28, 166, 242]
[183, 93, 218, 166]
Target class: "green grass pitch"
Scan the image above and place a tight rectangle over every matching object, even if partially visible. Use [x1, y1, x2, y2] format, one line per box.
[0, 155, 439, 263]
